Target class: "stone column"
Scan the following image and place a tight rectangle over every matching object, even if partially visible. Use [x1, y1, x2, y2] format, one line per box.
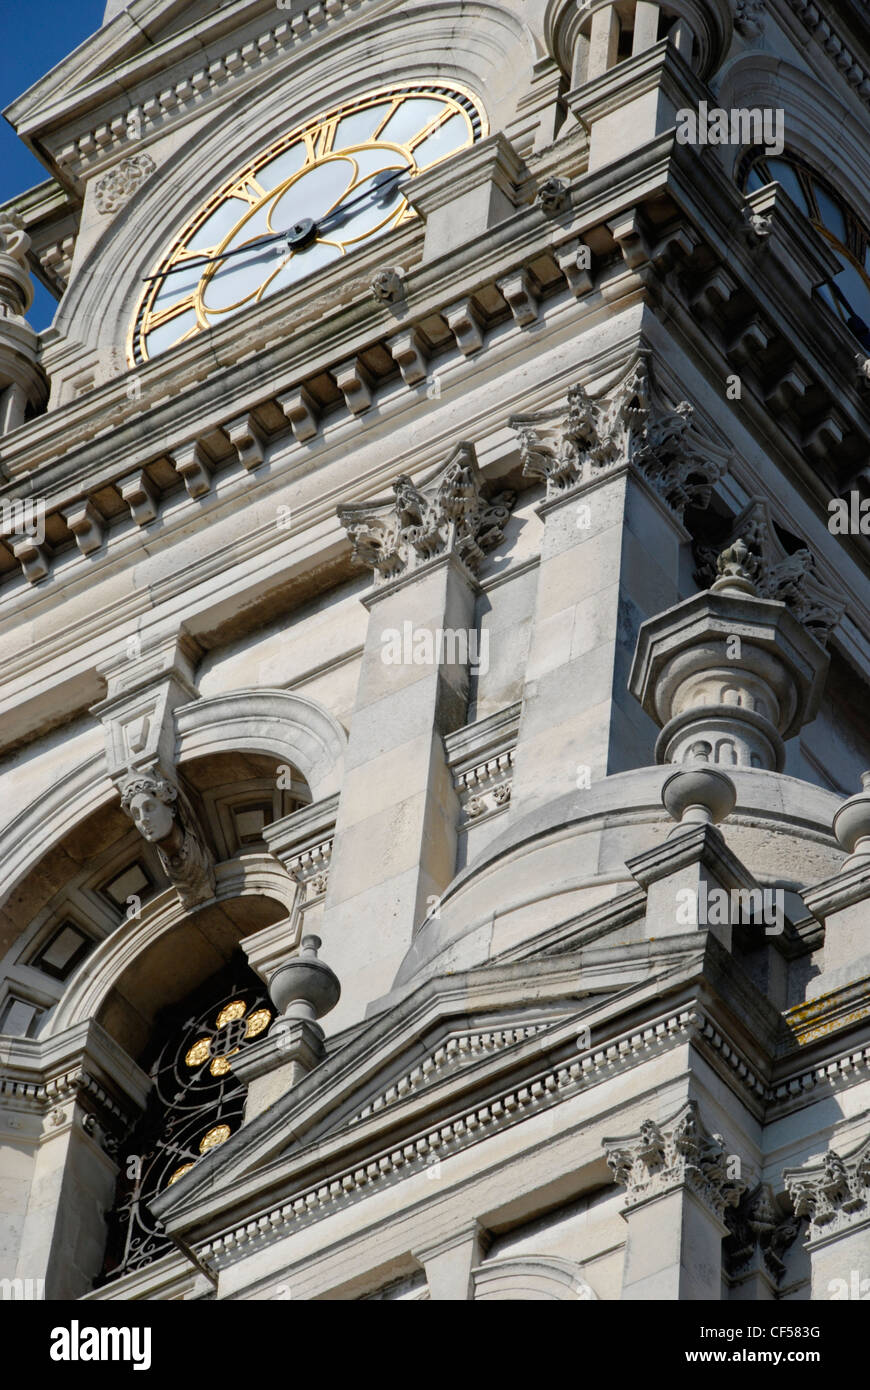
[0, 210, 46, 437]
[321, 445, 515, 1032]
[0, 1020, 149, 1300]
[784, 1137, 870, 1300]
[629, 498, 838, 773]
[632, 1, 660, 53]
[507, 354, 725, 818]
[604, 1101, 746, 1300]
[587, 4, 620, 80]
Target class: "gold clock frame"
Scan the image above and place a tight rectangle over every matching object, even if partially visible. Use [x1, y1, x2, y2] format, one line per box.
[129, 82, 487, 364]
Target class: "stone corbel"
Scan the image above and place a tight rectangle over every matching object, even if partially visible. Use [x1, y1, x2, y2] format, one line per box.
[337, 441, 516, 589]
[91, 632, 216, 910]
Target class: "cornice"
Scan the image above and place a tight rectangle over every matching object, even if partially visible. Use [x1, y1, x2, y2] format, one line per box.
[6, 0, 400, 187]
[782, 0, 870, 112]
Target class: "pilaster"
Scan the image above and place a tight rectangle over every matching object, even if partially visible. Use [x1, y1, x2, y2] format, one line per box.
[604, 1100, 746, 1300]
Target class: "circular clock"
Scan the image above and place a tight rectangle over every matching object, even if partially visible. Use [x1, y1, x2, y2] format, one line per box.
[130, 83, 486, 363]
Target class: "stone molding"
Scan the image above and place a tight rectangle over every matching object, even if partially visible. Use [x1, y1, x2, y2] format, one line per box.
[337, 442, 516, 586]
[784, 1135, 870, 1244]
[352, 1022, 553, 1123]
[784, 0, 870, 109]
[193, 1005, 702, 1269]
[604, 1100, 747, 1220]
[175, 691, 346, 801]
[45, 0, 381, 183]
[508, 354, 726, 518]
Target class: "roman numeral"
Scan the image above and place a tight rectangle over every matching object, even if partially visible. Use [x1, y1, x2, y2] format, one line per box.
[316, 119, 339, 157]
[226, 175, 267, 206]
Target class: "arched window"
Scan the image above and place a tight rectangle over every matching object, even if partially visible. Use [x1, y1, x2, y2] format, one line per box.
[741, 150, 870, 345]
[99, 958, 273, 1284]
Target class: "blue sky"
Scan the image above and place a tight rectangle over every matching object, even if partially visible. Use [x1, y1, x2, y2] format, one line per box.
[1, 1, 106, 327]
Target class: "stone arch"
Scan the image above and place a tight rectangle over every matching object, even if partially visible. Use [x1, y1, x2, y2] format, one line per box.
[472, 1255, 599, 1300]
[44, 854, 294, 1048]
[175, 689, 346, 799]
[716, 54, 870, 225]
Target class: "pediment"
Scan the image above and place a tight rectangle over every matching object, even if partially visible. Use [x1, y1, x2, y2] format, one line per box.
[148, 946, 691, 1243]
[6, 0, 299, 141]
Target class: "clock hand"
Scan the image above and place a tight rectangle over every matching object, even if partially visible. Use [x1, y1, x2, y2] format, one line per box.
[143, 170, 409, 283]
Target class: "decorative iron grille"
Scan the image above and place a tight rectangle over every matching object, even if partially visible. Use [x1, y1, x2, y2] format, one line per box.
[100, 961, 272, 1283]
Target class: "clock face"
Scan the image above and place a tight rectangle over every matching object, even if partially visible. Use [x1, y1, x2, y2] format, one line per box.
[130, 84, 485, 363]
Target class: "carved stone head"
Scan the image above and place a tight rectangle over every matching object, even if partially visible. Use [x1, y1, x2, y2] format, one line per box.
[119, 771, 178, 843]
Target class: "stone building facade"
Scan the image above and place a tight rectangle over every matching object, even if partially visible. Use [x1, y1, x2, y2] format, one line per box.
[1, 0, 870, 1302]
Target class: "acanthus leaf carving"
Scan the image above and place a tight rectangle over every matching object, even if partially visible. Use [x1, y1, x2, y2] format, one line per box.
[694, 498, 844, 644]
[603, 1100, 747, 1221]
[338, 442, 516, 586]
[95, 154, 156, 215]
[509, 356, 726, 517]
[724, 1183, 800, 1282]
[784, 1137, 870, 1241]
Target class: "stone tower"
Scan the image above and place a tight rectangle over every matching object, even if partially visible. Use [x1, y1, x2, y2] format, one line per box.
[1, 0, 870, 1303]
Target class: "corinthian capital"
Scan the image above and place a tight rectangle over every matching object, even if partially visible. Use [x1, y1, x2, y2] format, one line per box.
[603, 1101, 746, 1221]
[784, 1137, 870, 1242]
[337, 442, 515, 587]
[509, 355, 727, 516]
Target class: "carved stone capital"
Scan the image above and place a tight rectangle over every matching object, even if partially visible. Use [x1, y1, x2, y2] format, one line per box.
[724, 1183, 800, 1284]
[784, 1136, 870, 1243]
[337, 442, 516, 587]
[603, 1101, 747, 1221]
[509, 355, 726, 518]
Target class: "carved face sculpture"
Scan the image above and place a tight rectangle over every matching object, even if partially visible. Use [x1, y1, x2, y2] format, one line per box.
[127, 791, 176, 843]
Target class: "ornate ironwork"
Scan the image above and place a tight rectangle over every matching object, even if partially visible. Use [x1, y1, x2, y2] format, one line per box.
[100, 962, 272, 1282]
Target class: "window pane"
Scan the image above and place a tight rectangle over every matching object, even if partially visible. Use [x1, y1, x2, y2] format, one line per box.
[377, 98, 447, 149]
[813, 183, 847, 243]
[146, 305, 198, 355]
[766, 158, 807, 213]
[413, 112, 470, 169]
[257, 140, 307, 192]
[334, 102, 393, 150]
